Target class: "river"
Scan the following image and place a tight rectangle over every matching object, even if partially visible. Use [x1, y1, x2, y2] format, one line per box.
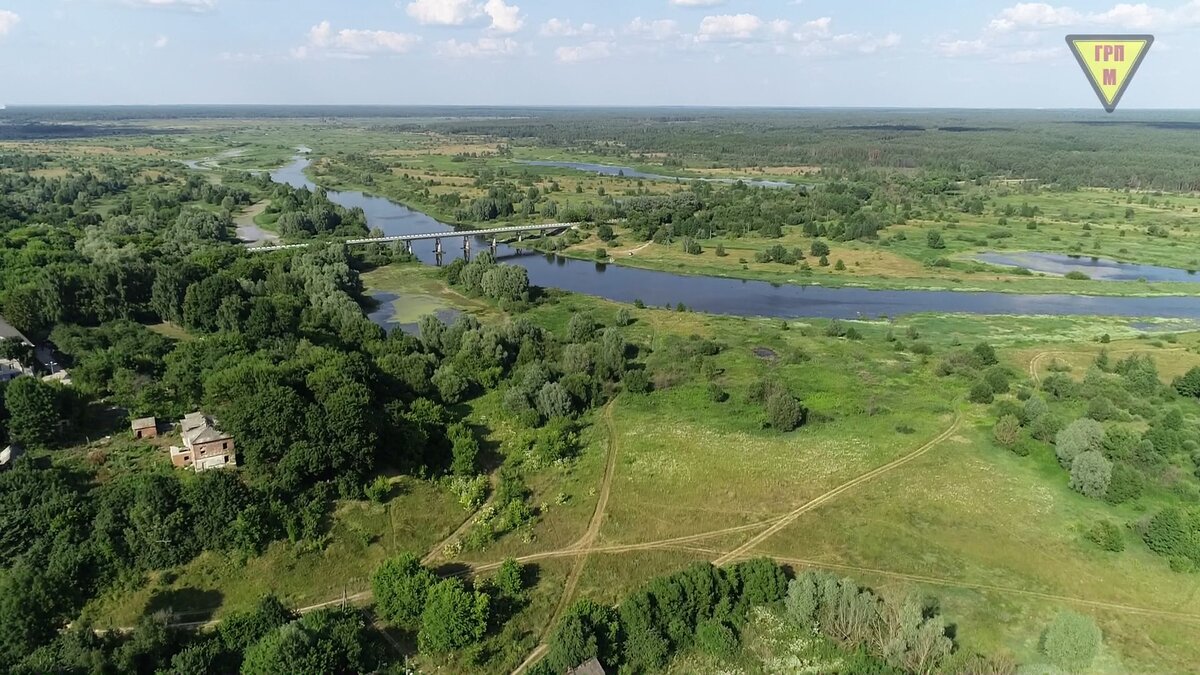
[270, 157, 1200, 321]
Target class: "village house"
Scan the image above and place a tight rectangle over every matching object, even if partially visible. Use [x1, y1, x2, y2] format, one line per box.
[170, 412, 236, 472]
[566, 658, 606, 675]
[131, 417, 158, 440]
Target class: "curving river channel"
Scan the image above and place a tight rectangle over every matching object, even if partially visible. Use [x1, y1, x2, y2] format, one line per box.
[271, 157, 1200, 321]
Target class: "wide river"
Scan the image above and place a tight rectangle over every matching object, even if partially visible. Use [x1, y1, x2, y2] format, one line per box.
[271, 157, 1200, 320]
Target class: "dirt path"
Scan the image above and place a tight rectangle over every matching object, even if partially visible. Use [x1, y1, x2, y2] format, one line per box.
[422, 473, 499, 566]
[511, 401, 622, 675]
[712, 407, 963, 566]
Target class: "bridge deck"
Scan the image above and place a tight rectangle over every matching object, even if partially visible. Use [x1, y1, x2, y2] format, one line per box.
[248, 223, 577, 252]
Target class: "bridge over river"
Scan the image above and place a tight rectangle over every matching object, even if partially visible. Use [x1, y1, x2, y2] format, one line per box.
[247, 223, 577, 254]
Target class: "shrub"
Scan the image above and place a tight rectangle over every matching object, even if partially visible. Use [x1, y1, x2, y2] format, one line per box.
[1086, 521, 1125, 552]
[766, 390, 807, 431]
[810, 240, 830, 257]
[366, 476, 391, 503]
[682, 237, 702, 255]
[834, 259, 846, 271]
[373, 553, 437, 629]
[615, 308, 632, 327]
[623, 369, 651, 395]
[968, 381, 995, 404]
[984, 367, 1010, 394]
[594, 248, 607, 260]
[1065, 271, 1091, 280]
[1141, 507, 1199, 561]
[993, 415, 1021, 449]
[418, 579, 490, 654]
[1174, 366, 1200, 398]
[1022, 395, 1049, 424]
[1042, 611, 1102, 672]
[972, 343, 999, 366]
[715, 243, 727, 257]
[706, 382, 729, 403]
[927, 230, 946, 249]
[694, 619, 738, 658]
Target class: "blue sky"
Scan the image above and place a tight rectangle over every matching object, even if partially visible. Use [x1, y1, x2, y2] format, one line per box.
[0, 0, 1197, 107]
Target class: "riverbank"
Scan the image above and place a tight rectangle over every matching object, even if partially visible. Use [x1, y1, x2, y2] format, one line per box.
[531, 228, 1200, 298]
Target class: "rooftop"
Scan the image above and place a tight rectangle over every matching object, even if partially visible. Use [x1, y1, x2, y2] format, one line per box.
[0, 315, 30, 344]
[131, 417, 157, 430]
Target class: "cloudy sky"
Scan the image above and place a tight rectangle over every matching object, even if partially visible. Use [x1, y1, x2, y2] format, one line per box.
[0, 0, 1197, 107]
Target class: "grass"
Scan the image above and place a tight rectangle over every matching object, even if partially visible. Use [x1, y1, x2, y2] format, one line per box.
[551, 223, 1200, 297]
[81, 476, 466, 627]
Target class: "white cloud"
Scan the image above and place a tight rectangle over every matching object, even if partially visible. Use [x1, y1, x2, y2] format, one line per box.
[296, 20, 421, 59]
[626, 17, 678, 40]
[987, 1, 1199, 32]
[405, 0, 523, 32]
[437, 36, 520, 57]
[669, 0, 724, 6]
[153, 35, 169, 48]
[1090, 3, 1166, 29]
[540, 18, 595, 37]
[936, 38, 988, 57]
[795, 16, 832, 38]
[405, 0, 479, 26]
[988, 3, 1081, 31]
[218, 51, 263, 62]
[997, 46, 1060, 63]
[556, 41, 611, 63]
[122, 0, 216, 12]
[696, 13, 763, 41]
[483, 0, 522, 33]
[0, 9, 19, 37]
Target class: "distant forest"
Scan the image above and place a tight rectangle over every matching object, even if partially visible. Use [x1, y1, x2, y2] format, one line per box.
[4, 106, 1200, 190]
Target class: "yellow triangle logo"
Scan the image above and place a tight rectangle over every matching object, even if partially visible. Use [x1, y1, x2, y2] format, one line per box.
[1067, 35, 1153, 113]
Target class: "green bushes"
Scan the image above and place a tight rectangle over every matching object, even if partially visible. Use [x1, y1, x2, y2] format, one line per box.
[1086, 521, 1125, 552]
[785, 571, 954, 674]
[537, 559, 788, 675]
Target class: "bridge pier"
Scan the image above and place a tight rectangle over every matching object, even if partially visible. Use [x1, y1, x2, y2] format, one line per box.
[462, 236, 471, 261]
[490, 237, 497, 254]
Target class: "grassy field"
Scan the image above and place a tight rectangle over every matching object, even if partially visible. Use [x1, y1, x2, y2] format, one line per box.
[551, 219, 1200, 297]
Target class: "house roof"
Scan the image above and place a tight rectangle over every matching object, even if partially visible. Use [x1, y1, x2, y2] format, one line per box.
[0, 315, 29, 344]
[566, 658, 606, 675]
[0, 443, 24, 466]
[131, 417, 156, 430]
[180, 412, 231, 446]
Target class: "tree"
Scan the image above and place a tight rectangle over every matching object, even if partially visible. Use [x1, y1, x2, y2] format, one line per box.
[1069, 451, 1112, 499]
[1055, 418, 1105, 467]
[623, 369, 651, 395]
[4, 377, 62, 448]
[448, 422, 480, 476]
[765, 389, 806, 431]
[1174, 366, 1200, 398]
[494, 558, 525, 602]
[535, 382, 572, 420]
[615, 308, 632, 327]
[567, 314, 594, 343]
[972, 342, 999, 366]
[810, 240, 830, 257]
[432, 364, 469, 404]
[968, 380, 994, 404]
[418, 579, 490, 654]
[240, 608, 375, 675]
[927, 230, 946, 249]
[372, 553, 436, 629]
[1041, 611, 1101, 672]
